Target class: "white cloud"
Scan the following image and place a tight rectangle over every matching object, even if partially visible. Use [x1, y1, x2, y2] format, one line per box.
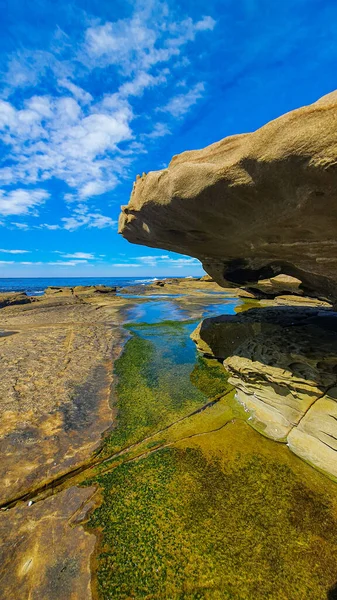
[62, 252, 95, 259]
[195, 16, 216, 31]
[58, 79, 93, 104]
[0, 4, 215, 224]
[144, 122, 171, 139]
[162, 83, 205, 117]
[115, 254, 200, 269]
[61, 205, 117, 231]
[47, 260, 89, 266]
[0, 189, 49, 216]
[0, 95, 131, 197]
[11, 222, 30, 230]
[40, 223, 61, 230]
[119, 71, 168, 97]
[83, 8, 215, 75]
[112, 263, 141, 268]
[79, 180, 113, 199]
[0, 248, 30, 254]
[111, 253, 201, 270]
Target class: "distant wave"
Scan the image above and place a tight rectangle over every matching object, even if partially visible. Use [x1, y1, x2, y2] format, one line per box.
[135, 278, 159, 284]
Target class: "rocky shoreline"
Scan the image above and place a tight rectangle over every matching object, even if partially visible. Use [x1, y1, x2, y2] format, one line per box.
[119, 91, 337, 484]
[2, 91, 337, 598]
[0, 276, 337, 598]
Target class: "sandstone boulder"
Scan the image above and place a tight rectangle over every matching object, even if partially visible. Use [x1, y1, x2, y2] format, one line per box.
[192, 307, 337, 479]
[239, 274, 303, 299]
[119, 91, 337, 303]
[0, 292, 32, 309]
[200, 274, 214, 282]
[44, 285, 116, 297]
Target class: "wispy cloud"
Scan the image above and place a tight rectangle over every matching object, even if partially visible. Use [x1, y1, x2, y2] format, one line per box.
[0, 248, 30, 254]
[61, 204, 117, 231]
[114, 254, 200, 269]
[112, 263, 142, 268]
[143, 122, 171, 139]
[0, 189, 49, 216]
[62, 252, 95, 259]
[40, 223, 61, 230]
[161, 82, 205, 117]
[47, 260, 89, 266]
[0, 3, 215, 230]
[11, 222, 30, 230]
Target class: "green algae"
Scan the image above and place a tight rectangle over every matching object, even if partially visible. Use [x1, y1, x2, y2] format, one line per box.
[101, 320, 231, 457]
[86, 304, 337, 600]
[88, 422, 337, 600]
[235, 298, 262, 313]
[190, 355, 230, 397]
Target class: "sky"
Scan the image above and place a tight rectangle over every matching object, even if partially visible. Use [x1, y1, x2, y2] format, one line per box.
[0, 0, 336, 277]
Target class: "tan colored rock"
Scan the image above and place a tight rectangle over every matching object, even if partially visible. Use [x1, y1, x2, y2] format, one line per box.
[0, 486, 96, 600]
[239, 274, 303, 299]
[192, 307, 337, 478]
[44, 285, 116, 297]
[0, 294, 127, 505]
[44, 285, 74, 296]
[287, 389, 337, 479]
[260, 294, 332, 308]
[119, 91, 337, 303]
[0, 292, 32, 309]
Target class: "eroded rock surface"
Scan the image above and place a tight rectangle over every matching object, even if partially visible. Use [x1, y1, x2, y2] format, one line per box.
[0, 486, 97, 600]
[238, 274, 303, 299]
[45, 285, 116, 297]
[0, 294, 128, 505]
[192, 306, 337, 479]
[0, 292, 33, 308]
[119, 91, 337, 303]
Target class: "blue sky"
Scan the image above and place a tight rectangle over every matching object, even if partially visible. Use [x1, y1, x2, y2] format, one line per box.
[0, 0, 336, 277]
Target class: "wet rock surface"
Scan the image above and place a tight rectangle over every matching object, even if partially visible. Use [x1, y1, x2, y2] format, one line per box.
[119, 91, 337, 303]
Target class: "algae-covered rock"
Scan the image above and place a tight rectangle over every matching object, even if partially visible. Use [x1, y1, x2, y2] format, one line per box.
[119, 91, 337, 303]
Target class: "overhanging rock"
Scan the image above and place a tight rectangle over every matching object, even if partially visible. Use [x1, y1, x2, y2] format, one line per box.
[119, 91, 337, 303]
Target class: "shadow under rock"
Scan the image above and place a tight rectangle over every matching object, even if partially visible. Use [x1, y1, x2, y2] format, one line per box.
[193, 306, 337, 384]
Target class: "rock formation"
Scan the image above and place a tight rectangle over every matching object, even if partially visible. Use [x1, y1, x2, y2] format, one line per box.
[0, 292, 33, 309]
[119, 91, 337, 479]
[191, 307, 337, 480]
[44, 285, 116, 297]
[238, 274, 303, 299]
[119, 91, 337, 303]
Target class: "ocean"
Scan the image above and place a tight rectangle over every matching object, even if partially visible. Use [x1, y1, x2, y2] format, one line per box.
[0, 277, 166, 296]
